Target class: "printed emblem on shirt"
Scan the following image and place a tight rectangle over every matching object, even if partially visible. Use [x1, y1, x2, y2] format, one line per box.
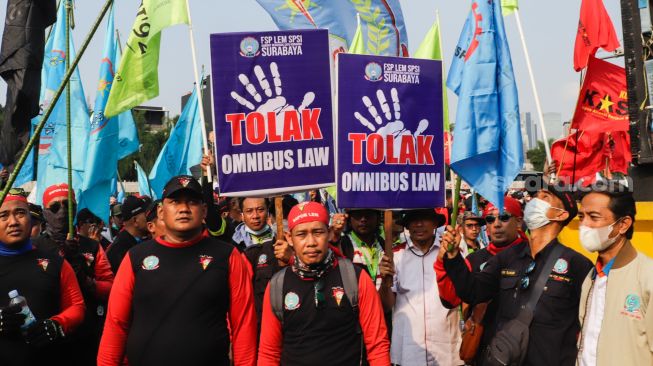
[257, 254, 268, 266]
[332, 286, 345, 306]
[142, 255, 160, 270]
[501, 269, 517, 277]
[621, 294, 643, 320]
[37, 258, 49, 272]
[549, 274, 571, 283]
[82, 252, 95, 267]
[553, 258, 569, 274]
[199, 255, 213, 270]
[284, 292, 300, 311]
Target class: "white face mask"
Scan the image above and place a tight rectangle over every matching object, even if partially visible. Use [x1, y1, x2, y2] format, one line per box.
[579, 221, 621, 253]
[523, 198, 563, 230]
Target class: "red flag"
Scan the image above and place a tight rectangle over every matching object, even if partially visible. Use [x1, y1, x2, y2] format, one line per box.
[551, 131, 604, 185]
[574, 0, 620, 71]
[603, 131, 631, 175]
[572, 56, 629, 132]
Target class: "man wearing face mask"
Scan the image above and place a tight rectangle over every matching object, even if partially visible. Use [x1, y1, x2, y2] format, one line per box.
[442, 185, 593, 366]
[577, 184, 653, 365]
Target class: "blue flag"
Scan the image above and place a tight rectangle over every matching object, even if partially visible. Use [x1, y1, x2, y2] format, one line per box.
[148, 86, 203, 198]
[135, 161, 151, 197]
[78, 6, 139, 224]
[256, 0, 409, 56]
[33, 4, 90, 206]
[447, 0, 523, 210]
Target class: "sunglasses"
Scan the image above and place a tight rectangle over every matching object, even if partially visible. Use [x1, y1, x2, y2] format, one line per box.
[485, 213, 513, 224]
[519, 261, 537, 290]
[47, 200, 70, 214]
[314, 279, 325, 309]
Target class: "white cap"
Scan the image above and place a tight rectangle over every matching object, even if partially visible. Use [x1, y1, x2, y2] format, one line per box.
[8, 290, 18, 298]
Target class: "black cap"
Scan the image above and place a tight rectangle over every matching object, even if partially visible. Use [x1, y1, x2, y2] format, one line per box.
[162, 175, 203, 200]
[146, 199, 162, 222]
[544, 183, 578, 225]
[121, 195, 148, 221]
[399, 209, 446, 227]
[29, 203, 44, 222]
[77, 208, 100, 225]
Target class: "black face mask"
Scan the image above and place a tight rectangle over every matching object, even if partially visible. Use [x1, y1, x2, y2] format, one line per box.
[44, 203, 73, 242]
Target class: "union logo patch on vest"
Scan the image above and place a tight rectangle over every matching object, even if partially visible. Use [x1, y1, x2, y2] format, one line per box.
[332, 287, 345, 306]
[82, 252, 95, 267]
[258, 254, 268, 266]
[284, 292, 300, 311]
[37, 258, 49, 272]
[142, 255, 160, 270]
[199, 255, 213, 270]
[553, 258, 569, 274]
[621, 294, 643, 319]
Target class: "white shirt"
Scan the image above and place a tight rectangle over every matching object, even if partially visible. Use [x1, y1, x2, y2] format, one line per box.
[580, 274, 608, 366]
[391, 233, 462, 366]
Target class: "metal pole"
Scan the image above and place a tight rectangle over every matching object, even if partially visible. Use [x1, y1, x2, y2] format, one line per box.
[185, 0, 212, 183]
[0, 0, 115, 207]
[513, 10, 552, 165]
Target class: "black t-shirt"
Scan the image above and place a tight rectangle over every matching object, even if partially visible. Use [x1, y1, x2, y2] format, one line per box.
[106, 230, 138, 273]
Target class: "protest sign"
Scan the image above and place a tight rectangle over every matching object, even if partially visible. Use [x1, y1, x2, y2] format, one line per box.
[337, 54, 445, 208]
[210, 29, 334, 196]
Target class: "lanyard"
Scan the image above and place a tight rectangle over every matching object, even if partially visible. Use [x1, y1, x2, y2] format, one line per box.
[349, 232, 381, 278]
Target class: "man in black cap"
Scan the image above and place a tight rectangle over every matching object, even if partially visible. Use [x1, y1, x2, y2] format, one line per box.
[108, 203, 123, 240]
[98, 175, 257, 366]
[457, 211, 486, 257]
[145, 199, 165, 239]
[105, 195, 149, 273]
[442, 185, 593, 366]
[28, 203, 45, 239]
[76, 208, 111, 250]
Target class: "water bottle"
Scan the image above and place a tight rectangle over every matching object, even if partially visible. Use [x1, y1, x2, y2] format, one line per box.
[8, 290, 37, 331]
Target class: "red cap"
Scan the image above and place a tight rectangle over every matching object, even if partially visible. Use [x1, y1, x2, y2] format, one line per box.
[288, 202, 329, 231]
[43, 184, 74, 207]
[483, 196, 523, 218]
[4, 194, 27, 204]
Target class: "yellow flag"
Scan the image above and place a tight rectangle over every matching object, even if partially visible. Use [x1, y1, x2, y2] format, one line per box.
[348, 16, 366, 54]
[501, 0, 519, 16]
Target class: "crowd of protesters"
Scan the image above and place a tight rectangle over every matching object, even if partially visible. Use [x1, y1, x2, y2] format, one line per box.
[0, 158, 651, 366]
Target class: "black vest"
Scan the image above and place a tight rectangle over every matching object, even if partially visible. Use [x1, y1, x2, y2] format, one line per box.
[0, 247, 65, 365]
[280, 264, 363, 366]
[126, 237, 233, 366]
[244, 240, 281, 321]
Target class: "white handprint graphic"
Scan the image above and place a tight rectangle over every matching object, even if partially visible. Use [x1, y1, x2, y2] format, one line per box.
[354, 87, 429, 152]
[230, 62, 315, 135]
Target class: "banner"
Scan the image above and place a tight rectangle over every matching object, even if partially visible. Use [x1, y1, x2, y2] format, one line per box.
[336, 54, 445, 208]
[572, 56, 629, 132]
[210, 29, 334, 196]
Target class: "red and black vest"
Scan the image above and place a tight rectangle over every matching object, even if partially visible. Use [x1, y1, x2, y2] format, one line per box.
[126, 237, 234, 366]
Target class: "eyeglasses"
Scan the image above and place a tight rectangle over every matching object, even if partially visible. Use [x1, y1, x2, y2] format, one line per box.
[314, 279, 325, 309]
[519, 261, 537, 290]
[485, 213, 513, 224]
[47, 200, 70, 214]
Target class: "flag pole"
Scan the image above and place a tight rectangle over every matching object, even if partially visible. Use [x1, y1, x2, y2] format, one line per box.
[447, 176, 462, 252]
[65, 0, 75, 238]
[513, 10, 552, 165]
[185, 0, 212, 183]
[0, 0, 115, 207]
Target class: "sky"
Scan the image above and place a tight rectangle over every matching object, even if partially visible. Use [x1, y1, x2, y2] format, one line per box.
[0, 0, 624, 139]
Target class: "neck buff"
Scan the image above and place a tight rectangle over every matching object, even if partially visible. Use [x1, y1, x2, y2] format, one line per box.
[0, 240, 33, 256]
[291, 248, 335, 280]
[43, 207, 70, 243]
[487, 232, 527, 256]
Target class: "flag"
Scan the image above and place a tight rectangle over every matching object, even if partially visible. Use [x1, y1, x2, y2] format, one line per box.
[78, 6, 139, 224]
[148, 86, 203, 198]
[501, 0, 518, 16]
[12, 127, 35, 188]
[255, 0, 409, 57]
[33, 4, 90, 206]
[348, 17, 365, 54]
[571, 56, 628, 132]
[414, 15, 450, 132]
[0, 0, 57, 166]
[551, 130, 631, 186]
[574, 0, 619, 71]
[104, 0, 189, 118]
[135, 160, 151, 197]
[447, 0, 523, 210]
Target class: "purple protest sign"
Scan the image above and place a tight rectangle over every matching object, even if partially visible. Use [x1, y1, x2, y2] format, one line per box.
[210, 29, 334, 196]
[336, 54, 445, 209]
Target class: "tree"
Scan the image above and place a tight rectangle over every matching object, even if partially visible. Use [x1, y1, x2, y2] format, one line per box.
[526, 139, 554, 172]
[117, 110, 175, 181]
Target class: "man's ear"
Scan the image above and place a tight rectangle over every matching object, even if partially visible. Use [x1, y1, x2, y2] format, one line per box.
[284, 231, 293, 247]
[617, 216, 633, 236]
[202, 203, 208, 220]
[551, 209, 569, 223]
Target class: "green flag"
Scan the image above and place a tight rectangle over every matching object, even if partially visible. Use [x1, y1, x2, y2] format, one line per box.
[414, 17, 450, 132]
[105, 0, 190, 118]
[501, 0, 518, 16]
[348, 17, 366, 54]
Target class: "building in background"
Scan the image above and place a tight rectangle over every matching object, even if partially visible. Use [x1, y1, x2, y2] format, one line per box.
[543, 112, 563, 140]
